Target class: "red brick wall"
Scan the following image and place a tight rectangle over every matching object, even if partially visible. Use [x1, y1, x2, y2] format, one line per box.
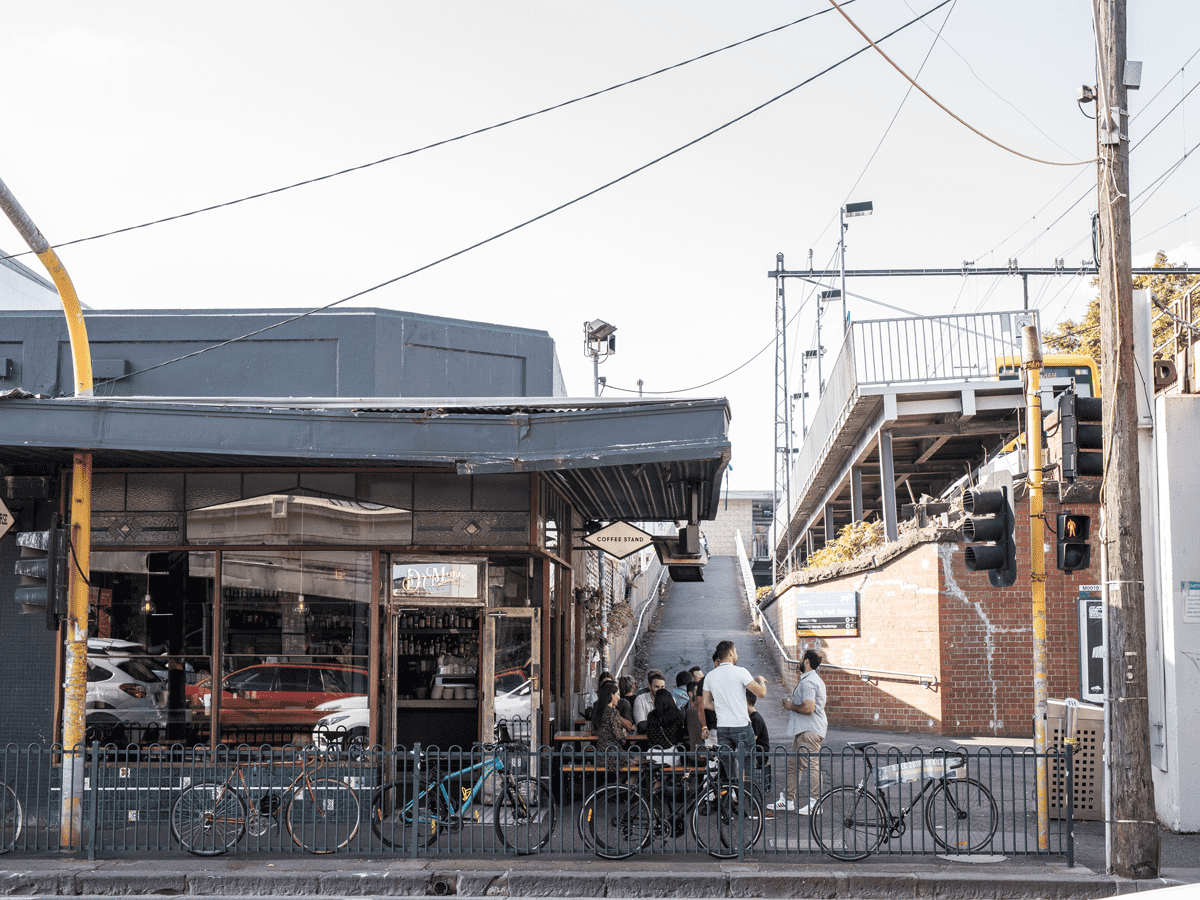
[766, 491, 1097, 738]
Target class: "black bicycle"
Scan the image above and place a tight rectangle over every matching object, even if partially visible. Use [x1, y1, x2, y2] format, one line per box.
[578, 750, 764, 859]
[809, 741, 998, 861]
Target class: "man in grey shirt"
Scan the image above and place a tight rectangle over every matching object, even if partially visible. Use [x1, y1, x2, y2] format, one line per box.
[769, 649, 826, 815]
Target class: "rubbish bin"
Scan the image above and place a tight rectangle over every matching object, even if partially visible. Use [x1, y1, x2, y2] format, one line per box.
[1048, 698, 1103, 821]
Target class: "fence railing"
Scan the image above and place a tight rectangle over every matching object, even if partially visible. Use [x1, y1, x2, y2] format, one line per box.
[0, 740, 1074, 861]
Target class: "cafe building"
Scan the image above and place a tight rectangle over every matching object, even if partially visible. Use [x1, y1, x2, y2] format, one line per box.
[0, 307, 730, 750]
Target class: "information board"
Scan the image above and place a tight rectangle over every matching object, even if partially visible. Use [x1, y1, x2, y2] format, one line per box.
[796, 591, 859, 638]
[1078, 586, 1104, 702]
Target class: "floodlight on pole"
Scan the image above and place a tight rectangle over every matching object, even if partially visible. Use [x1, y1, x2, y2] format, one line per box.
[584, 319, 617, 397]
[839, 200, 873, 334]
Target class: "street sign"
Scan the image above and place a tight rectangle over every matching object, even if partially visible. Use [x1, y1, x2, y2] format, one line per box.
[0, 498, 12, 540]
[582, 521, 654, 560]
[795, 590, 860, 637]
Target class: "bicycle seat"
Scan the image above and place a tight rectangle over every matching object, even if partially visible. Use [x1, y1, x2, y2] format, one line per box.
[846, 740, 877, 750]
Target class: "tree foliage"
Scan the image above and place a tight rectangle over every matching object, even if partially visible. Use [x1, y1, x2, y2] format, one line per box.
[1043, 252, 1200, 373]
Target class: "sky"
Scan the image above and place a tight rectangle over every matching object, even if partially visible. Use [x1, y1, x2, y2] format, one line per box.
[2, 1, 1199, 493]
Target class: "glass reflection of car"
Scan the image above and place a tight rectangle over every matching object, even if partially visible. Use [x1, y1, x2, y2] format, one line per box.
[187, 663, 367, 725]
[311, 695, 369, 753]
[86, 654, 167, 745]
[495, 679, 532, 741]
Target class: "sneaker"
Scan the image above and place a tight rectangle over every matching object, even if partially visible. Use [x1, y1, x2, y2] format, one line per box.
[797, 798, 817, 815]
[767, 797, 796, 812]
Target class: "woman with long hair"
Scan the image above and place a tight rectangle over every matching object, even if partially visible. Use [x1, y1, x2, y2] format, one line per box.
[645, 687, 684, 749]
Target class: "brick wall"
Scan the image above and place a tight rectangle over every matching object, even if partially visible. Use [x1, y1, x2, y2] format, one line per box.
[762, 489, 1097, 738]
[704, 498, 754, 557]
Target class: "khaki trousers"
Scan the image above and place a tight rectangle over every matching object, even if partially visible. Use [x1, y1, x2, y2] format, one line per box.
[786, 731, 824, 802]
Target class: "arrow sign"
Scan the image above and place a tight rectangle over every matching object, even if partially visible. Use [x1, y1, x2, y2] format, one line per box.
[582, 521, 654, 560]
[0, 498, 12, 541]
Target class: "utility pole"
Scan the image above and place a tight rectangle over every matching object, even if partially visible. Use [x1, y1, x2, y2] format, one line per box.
[1094, 0, 1159, 878]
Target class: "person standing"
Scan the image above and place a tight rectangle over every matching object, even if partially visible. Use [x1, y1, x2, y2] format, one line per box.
[701, 640, 767, 784]
[770, 648, 826, 815]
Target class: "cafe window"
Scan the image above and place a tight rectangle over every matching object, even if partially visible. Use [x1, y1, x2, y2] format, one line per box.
[211, 550, 370, 746]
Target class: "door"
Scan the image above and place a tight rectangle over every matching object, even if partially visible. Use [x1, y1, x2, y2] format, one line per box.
[482, 608, 540, 749]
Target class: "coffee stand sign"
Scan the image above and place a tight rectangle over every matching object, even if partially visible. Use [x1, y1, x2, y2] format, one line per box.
[582, 521, 654, 560]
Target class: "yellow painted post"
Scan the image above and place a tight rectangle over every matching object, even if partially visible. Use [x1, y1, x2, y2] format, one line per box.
[0, 176, 93, 848]
[1022, 324, 1049, 850]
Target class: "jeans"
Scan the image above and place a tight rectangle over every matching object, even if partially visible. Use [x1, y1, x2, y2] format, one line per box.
[717, 724, 755, 787]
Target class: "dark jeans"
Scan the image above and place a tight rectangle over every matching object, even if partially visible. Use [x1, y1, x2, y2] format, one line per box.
[717, 724, 755, 787]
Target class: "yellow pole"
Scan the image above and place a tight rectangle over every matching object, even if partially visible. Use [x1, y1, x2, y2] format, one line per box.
[1022, 324, 1049, 850]
[0, 176, 93, 847]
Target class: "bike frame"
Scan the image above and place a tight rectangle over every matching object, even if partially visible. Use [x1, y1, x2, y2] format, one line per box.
[421, 753, 508, 821]
[853, 750, 964, 839]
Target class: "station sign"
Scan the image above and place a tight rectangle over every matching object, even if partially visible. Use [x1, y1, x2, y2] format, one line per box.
[582, 521, 654, 560]
[795, 590, 860, 638]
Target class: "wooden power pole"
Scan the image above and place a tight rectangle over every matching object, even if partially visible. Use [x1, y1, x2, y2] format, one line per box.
[1095, 0, 1160, 878]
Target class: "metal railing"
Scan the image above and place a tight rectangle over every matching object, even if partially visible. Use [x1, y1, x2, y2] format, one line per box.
[0, 740, 1073, 861]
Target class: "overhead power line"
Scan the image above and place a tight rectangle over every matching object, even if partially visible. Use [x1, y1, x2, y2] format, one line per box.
[827, 0, 1092, 167]
[1, 1, 856, 264]
[92, 0, 956, 394]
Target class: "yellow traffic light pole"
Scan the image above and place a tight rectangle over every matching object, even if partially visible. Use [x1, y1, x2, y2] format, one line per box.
[0, 176, 93, 847]
[1022, 324, 1049, 850]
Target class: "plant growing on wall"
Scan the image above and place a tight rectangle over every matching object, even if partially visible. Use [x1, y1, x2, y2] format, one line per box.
[803, 519, 886, 570]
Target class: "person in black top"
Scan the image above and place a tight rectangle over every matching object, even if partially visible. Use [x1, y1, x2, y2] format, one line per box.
[645, 688, 685, 748]
[746, 689, 770, 752]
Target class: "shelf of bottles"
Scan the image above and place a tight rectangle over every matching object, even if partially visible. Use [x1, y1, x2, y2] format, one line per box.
[396, 605, 480, 700]
[222, 588, 367, 664]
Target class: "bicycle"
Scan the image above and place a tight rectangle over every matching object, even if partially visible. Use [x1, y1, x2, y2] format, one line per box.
[171, 748, 360, 855]
[370, 732, 555, 854]
[577, 749, 764, 859]
[809, 740, 998, 861]
[0, 782, 21, 854]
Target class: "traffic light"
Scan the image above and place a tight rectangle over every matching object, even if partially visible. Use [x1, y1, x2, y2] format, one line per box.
[963, 486, 1017, 587]
[1056, 512, 1092, 573]
[14, 515, 69, 630]
[1058, 389, 1103, 480]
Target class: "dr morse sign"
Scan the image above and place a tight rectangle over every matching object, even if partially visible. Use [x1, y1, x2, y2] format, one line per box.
[795, 590, 860, 638]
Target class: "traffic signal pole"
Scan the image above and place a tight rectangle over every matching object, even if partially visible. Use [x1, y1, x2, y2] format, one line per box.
[0, 176, 93, 848]
[1094, 0, 1159, 879]
[1022, 325, 1050, 850]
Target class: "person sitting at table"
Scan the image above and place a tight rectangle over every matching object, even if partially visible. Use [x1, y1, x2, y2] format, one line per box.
[617, 675, 637, 723]
[646, 688, 685, 749]
[684, 682, 707, 750]
[593, 681, 633, 772]
[632, 670, 666, 733]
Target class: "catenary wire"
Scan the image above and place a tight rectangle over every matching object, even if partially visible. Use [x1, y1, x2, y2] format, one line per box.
[92, 0, 956, 394]
[0, 2, 855, 264]
[827, 0, 1092, 167]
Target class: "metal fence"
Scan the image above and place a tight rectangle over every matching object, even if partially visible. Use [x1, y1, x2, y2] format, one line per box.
[0, 740, 1075, 862]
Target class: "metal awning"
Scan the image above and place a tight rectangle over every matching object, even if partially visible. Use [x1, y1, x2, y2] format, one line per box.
[0, 395, 731, 522]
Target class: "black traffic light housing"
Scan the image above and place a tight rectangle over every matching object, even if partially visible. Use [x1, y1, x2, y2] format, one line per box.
[963, 486, 1017, 588]
[14, 513, 69, 630]
[1059, 389, 1103, 480]
[1057, 512, 1092, 573]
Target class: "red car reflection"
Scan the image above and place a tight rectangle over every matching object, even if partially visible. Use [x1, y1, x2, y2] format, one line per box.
[187, 663, 368, 725]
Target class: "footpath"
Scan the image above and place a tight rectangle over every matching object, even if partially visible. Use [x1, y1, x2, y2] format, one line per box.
[0, 557, 1193, 897]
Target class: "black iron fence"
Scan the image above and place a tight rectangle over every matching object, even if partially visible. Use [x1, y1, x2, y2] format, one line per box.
[0, 741, 1076, 862]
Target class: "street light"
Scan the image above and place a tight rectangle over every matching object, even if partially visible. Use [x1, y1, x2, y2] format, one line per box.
[584, 319, 617, 397]
[840, 200, 873, 334]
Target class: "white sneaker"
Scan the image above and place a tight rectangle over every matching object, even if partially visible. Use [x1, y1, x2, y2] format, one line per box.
[797, 798, 817, 815]
[767, 797, 796, 812]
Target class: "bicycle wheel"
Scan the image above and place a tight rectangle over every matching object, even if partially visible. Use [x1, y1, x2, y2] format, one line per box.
[371, 781, 441, 849]
[924, 778, 998, 853]
[577, 785, 652, 860]
[285, 776, 361, 853]
[0, 783, 22, 853]
[809, 786, 887, 861]
[172, 782, 246, 856]
[690, 784, 764, 858]
[494, 776, 555, 854]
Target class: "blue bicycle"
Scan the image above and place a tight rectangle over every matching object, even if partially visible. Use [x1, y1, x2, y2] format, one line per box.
[370, 731, 555, 854]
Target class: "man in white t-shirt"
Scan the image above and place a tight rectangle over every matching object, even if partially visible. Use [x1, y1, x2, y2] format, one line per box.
[701, 640, 767, 784]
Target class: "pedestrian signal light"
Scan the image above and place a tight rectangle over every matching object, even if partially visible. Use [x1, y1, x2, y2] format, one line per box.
[963, 486, 1017, 587]
[1057, 512, 1091, 573]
